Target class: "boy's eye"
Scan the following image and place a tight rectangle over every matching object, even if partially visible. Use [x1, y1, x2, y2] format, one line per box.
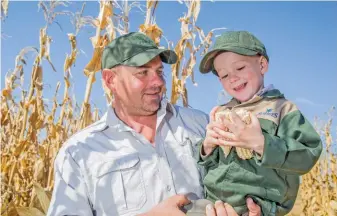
[220, 74, 228, 80]
[237, 66, 245, 71]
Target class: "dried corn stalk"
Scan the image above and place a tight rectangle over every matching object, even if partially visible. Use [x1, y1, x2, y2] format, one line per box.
[215, 108, 253, 160]
[139, 0, 162, 45]
[1, 0, 9, 18]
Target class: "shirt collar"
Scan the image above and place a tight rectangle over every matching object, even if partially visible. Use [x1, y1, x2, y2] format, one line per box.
[257, 84, 275, 96]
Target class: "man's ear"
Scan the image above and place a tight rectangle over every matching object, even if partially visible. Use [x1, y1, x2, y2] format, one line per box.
[102, 69, 116, 92]
[259, 56, 269, 75]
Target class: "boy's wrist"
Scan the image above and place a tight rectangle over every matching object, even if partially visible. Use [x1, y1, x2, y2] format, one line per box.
[202, 142, 216, 156]
[253, 134, 265, 156]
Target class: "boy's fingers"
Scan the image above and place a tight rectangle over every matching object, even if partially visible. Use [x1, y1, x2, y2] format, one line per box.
[221, 118, 236, 133]
[206, 137, 220, 146]
[219, 140, 243, 148]
[211, 121, 229, 130]
[230, 111, 245, 129]
[249, 113, 260, 126]
[213, 128, 236, 140]
[230, 110, 245, 125]
[210, 106, 221, 122]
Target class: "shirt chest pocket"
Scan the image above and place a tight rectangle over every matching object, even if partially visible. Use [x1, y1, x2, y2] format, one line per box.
[92, 153, 146, 215]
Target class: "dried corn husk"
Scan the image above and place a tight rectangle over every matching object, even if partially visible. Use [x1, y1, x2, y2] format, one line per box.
[215, 108, 253, 160]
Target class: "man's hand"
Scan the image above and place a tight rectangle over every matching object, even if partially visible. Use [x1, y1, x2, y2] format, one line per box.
[139, 194, 190, 216]
[205, 198, 262, 216]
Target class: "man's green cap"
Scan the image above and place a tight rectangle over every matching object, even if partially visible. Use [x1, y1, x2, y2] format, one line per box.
[102, 32, 177, 69]
[199, 31, 269, 74]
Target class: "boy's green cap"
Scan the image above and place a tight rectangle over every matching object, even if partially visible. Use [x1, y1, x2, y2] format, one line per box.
[199, 31, 269, 74]
[102, 32, 177, 69]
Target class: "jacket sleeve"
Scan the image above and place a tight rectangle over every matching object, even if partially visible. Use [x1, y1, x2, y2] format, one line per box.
[197, 139, 221, 172]
[254, 110, 322, 175]
[47, 147, 94, 216]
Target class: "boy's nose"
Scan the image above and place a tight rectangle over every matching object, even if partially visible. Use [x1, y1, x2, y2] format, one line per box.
[229, 74, 240, 83]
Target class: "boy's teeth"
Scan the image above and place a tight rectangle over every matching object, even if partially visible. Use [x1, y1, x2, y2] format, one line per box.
[234, 83, 245, 91]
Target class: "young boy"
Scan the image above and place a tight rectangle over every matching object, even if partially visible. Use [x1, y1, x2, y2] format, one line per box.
[197, 31, 322, 216]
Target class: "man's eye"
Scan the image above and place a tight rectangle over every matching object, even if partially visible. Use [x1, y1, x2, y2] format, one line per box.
[237, 66, 245, 71]
[137, 70, 147, 76]
[157, 70, 164, 77]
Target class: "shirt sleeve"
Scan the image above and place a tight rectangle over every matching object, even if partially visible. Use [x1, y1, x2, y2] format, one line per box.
[47, 147, 94, 216]
[254, 110, 323, 175]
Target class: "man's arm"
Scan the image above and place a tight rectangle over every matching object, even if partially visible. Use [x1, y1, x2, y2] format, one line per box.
[47, 148, 93, 216]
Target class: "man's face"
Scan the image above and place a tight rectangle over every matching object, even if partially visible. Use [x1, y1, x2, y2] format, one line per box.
[104, 56, 165, 116]
[213, 52, 268, 102]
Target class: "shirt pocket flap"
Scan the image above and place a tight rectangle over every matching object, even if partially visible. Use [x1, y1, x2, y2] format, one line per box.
[94, 153, 140, 178]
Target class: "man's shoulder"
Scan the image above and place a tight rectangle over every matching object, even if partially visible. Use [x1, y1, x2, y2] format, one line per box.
[57, 117, 108, 157]
[171, 104, 208, 119]
[168, 104, 209, 137]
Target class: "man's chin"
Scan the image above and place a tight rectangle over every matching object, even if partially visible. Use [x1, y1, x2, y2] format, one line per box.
[140, 102, 160, 115]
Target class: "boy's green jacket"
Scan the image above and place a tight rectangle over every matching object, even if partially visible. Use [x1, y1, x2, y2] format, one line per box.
[198, 89, 322, 216]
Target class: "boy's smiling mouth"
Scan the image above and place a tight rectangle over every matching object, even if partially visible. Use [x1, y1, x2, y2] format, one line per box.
[233, 82, 247, 92]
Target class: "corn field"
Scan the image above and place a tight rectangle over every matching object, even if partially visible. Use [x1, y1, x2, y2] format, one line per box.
[1, 1, 336, 216]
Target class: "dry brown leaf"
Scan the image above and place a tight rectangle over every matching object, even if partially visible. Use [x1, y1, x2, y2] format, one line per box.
[84, 35, 109, 76]
[1, 200, 17, 216]
[33, 160, 45, 181]
[105, 16, 116, 41]
[2, 88, 12, 98]
[33, 182, 50, 213]
[330, 200, 337, 211]
[98, 1, 112, 30]
[1, 0, 9, 17]
[191, 0, 200, 22]
[64, 34, 78, 72]
[16, 207, 45, 216]
[139, 24, 162, 45]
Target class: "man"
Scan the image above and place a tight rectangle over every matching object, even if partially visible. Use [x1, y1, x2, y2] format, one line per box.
[47, 32, 261, 216]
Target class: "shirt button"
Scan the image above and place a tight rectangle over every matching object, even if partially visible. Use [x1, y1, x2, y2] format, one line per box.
[166, 185, 171, 191]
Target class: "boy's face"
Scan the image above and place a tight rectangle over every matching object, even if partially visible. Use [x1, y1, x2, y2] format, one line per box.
[213, 52, 268, 102]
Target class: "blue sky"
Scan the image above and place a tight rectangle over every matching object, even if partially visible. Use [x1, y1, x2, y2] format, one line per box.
[1, 1, 337, 127]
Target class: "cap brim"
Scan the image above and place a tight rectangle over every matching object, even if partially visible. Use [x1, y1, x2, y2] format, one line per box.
[123, 48, 177, 67]
[199, 47, 259, 74]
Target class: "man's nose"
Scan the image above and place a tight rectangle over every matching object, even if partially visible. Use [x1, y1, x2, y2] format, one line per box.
[150, 72, 165, 86]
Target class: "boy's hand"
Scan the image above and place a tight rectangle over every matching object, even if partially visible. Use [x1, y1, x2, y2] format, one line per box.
[214, 111, 265, 156]
[210, 106, 221, 122]
[203, 106, 227, 155]
[203, 121, 230, 155]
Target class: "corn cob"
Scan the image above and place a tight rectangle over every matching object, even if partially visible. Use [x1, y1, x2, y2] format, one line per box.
[215, 108, 253, 160]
